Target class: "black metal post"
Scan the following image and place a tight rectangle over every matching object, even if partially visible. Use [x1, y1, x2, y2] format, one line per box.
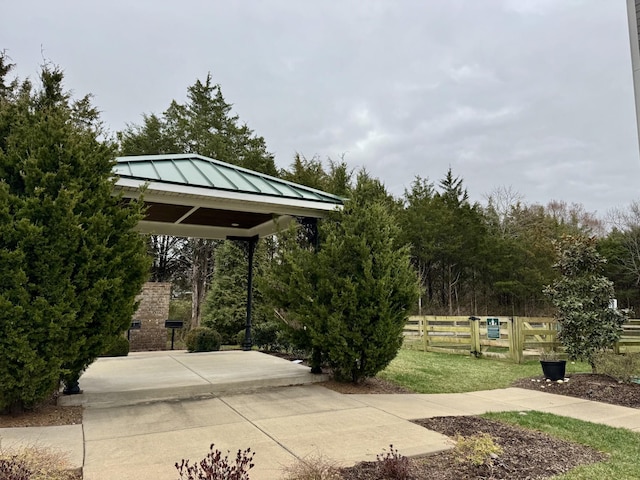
[228, 235, 259, 351]
[243, 236, 258, 351]
[171, 328, 176, 350]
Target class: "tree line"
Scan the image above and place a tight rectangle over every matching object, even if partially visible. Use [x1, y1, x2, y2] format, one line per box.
[117, 72, 640, 330]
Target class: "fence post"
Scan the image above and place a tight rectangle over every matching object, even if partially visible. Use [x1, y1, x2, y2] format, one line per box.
[469, 316, 480, 357]
[509, 317, 523, 364]
[421, 317, 427, 352]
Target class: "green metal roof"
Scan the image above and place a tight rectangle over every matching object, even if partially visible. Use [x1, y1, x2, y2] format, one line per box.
[114, 154, 344, 205]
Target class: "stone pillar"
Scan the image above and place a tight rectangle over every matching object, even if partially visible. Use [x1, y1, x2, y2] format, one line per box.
[129, 282, 171, 351]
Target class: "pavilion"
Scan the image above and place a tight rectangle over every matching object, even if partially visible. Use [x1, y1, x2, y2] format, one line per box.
[113, 154, 344, 349]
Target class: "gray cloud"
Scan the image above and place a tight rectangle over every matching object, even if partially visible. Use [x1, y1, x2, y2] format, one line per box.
[1, 0, 638, 215]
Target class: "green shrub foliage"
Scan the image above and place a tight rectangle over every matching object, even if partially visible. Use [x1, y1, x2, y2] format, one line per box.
[544, 235, 628, 368]
[0, 56, 150, 411]
[185, 327, 222, 352]
[264, 173, 419, 382]
[202, 240, 270, 344]
[101, 336, 130, 357]
[252, 321, 281, 351]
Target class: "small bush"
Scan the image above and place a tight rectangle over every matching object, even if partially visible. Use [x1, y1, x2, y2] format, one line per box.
[281, 454, 342, 480]
[594, 352, 640, 382]
[453, 433, 503, 467]
[0, 444, 76, 480]
[185, 327, 222, 353]
[235, 329, 247, 347]
[376, 444, 412, 480]
[252, 322, 279, 351]
[176, 443, 254, 480]
[101, 336, 130, 357]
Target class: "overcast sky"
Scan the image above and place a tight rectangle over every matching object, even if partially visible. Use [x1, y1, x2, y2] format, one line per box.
[2, 0, 639, 216]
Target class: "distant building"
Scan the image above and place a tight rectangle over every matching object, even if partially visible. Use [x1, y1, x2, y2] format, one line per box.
[627, 0, 640, 147]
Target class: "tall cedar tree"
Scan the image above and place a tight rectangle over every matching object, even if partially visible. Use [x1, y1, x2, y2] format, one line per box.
[119, 74, 277, 326]
[544, 235, 628, 369]
[400, 170, 485, 315]
[264, 173, 418, 382]
[0, 57, 150, 411]
[202, 240, 270, 343]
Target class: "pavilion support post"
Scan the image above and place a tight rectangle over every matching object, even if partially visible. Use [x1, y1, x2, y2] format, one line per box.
[229, 235, 259, 351]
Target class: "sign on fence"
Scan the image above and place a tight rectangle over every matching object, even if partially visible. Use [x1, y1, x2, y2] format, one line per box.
[487, 317, 500, 339]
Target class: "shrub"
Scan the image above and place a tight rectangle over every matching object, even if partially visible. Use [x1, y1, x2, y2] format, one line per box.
[594, 352, 640, 382]
[281, 454, 342, 480]
[453, 433, 503, 467]
[252, 321, 279, 351]
[544, 235, 628, 368]
[376, 444, 412, 480]
[175, 443, 254, 480]
[235, 329, 247, 347]
[0, 56, 150, 411]
[185, 327, 222, 353]
[101, 336, 130, 357]
[263, 174, 419, 382]
[0, 444, 76, 480]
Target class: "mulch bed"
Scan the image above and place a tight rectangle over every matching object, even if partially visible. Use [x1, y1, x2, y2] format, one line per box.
[322, 377, 414, 394]
[512, 373, 640, 408]
[340, 415, 607, 480]
[0, 392, 83, 428]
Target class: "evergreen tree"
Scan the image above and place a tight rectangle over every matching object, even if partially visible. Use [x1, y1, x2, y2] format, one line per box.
[119, 74, 278, 327]
[280, 153, 353, 197]
[544, 235, 627, 369]
[400, 169, 485, 314]
[0, 57, 150, 411]
[481, 201, 558, 315]
[264, 172, 418, 382]
[119, 74, 277, 175]
[202, 240, 270, 343]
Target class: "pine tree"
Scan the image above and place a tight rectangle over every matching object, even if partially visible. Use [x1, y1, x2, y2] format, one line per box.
[264, 173, 418, 382]
[202, 240, 270, 343]
[119, 74, 278, 327]
[0, 56, 150, 411]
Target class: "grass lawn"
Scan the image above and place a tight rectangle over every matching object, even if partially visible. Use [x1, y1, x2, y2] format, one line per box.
[378, 348, 591, 393]
[485, 411, 640, 479]
[378, 349, 638, 478]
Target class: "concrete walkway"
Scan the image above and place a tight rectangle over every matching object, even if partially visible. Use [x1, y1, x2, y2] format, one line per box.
[1, 351, 639, 480]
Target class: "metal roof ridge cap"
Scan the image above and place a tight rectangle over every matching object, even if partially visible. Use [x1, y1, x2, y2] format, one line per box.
[115, 154, 195, 163]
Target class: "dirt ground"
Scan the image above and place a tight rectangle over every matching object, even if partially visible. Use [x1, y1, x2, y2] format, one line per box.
[512, 373, 640, 408]
[340, 415, 607, 480]
[0, 394, 83, 428]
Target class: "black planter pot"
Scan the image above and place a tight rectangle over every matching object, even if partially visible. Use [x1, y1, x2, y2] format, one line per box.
[540, 360, 566, 381]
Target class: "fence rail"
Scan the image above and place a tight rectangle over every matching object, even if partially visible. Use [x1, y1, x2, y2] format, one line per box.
[404, 316, 640, 363]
